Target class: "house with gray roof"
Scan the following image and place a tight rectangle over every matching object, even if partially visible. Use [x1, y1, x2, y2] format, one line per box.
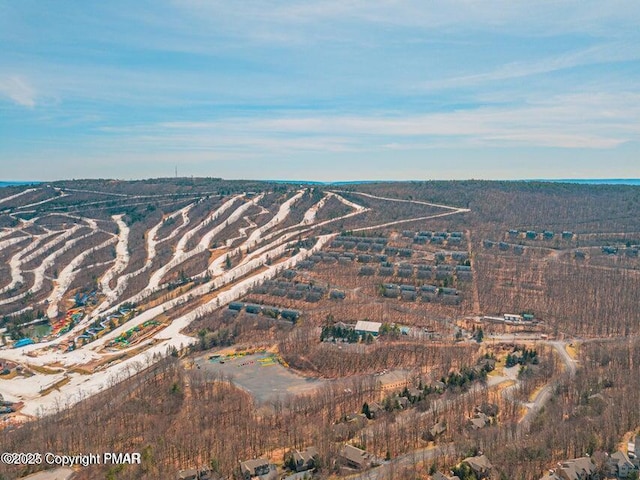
[422, 420, 447, 441]
[432, 472, 460, 480]
[608, 451, 635, 478]
[239, 458, 277, 480]
[462, 455, 493, 479]
[468, 413, 490, 430]
[337, 445, 375, 470]
[367, 401, 384, 419]
[556, 456, 596, 480]
[177, 469, 199, 480]
[291, 446, 319, 473]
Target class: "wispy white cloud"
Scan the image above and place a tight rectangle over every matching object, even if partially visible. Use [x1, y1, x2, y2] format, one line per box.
[422, 42, 640, 90]
[175, 0, 640, 39]
[2, 1, 639, 181]
[0, 75, 36, 107]
[97, 91, 640, 152]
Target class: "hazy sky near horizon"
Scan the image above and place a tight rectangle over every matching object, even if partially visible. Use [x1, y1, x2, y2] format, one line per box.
[1, 1, 639, 181]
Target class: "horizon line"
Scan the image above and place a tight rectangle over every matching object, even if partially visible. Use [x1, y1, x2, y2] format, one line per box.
[2, 177, 640, 186]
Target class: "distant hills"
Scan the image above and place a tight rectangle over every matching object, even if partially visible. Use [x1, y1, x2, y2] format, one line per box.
[2, 178, 639, 188]
[541, 178, 640, 185]
[0, 181, 41, 188]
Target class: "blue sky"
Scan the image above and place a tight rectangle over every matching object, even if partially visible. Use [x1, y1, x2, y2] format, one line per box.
[1, 1, 639, 181]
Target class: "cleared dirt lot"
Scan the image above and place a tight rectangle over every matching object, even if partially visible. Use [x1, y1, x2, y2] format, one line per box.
[194, 352, 323, 403]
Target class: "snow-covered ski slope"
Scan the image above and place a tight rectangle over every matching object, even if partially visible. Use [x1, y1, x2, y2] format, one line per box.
[0, 182, 469, 417]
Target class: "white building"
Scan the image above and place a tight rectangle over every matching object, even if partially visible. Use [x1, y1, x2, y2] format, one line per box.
[355, 320, 382, 336]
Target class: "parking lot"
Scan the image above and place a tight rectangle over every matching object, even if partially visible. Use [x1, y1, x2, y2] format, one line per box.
[194, 352, 323, 403]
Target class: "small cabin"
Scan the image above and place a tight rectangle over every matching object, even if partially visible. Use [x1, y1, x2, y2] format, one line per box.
[281, 310, 301, 322]
[357, 254, 373, 263]
[356, 242, 370, 251]
[378, 267, 394, 276]
[397, 268, 413, 278]
[370, 243, 385, 252]
[420, 285, 438, 293]
[416, 269, 433, 279]
[228, 302, 244, 311]
[359, 266, 375, 276]
[245, 304, 262, 314]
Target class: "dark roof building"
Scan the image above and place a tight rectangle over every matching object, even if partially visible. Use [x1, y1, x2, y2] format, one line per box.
[291, 446, 319, 473]
[239, 459, 276, 480]
[337, 445, 375, 470]
[462, 455, 493, 479]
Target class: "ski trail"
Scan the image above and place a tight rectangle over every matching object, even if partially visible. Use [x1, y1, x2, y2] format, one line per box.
[156, 203, 195, 243]
[207, 191, 366, 279]
[230, 192, 362, 272]
[225, 215, 259, 247]
[0, 228, 81, 295]
[175, 195, 242, 255]
[0, 229, 15, 240]
[90, 203, 193, 317]
[209, 193, 332, 276]
[302, 192, 331, 224]
[0, 239, 32, 294]
[196, 195, 263, 251]
[87, 233, 335, 354]
[148, 194, 261, 289]
[93, 195, 261, 316]
[0, 225, 99, 306]
[46, 237, 117, 318]
[0, 234, 30, 253]
[335, 190, 469, 212]
[99, 215, 130, 295]
[246, 189, 305, 248]
[14, 190, 70, 210]
[330, 192, 369, 212]
[2, 192, 362, 352]
[0, 188, 38, 206]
